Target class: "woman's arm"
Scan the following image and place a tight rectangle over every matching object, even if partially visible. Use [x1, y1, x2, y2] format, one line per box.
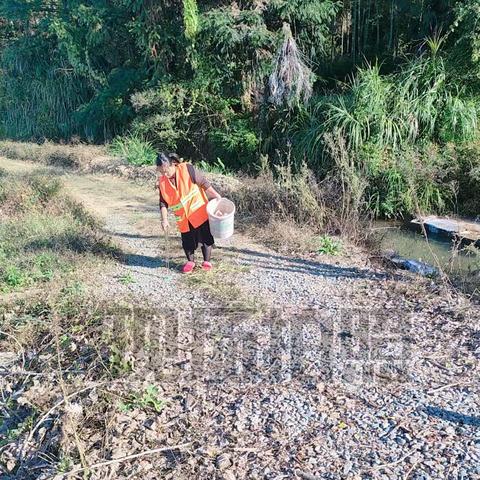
[158, 182, 170, 231]
[160, 206, 169, 231]
[205, 186, 221, 200]
[193, 166, 221, 200]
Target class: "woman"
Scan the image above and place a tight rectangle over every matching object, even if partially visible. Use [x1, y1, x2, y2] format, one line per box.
[157, 152, 221, 273]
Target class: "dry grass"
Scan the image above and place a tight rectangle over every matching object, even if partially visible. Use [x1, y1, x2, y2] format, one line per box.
[182, 260, 264, 312]
[269, 23, 313, 107]
[448, 244, 480, 302]
[232, 165, 326, 227]
[0, 140, 107, 168]
[231, 160, 373, 255]
[452, 270, 480, 302]
[0, 289, 165, 476]
[242, 219, 320, 255]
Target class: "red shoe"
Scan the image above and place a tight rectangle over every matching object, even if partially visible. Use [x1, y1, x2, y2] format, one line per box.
[202, 261, 212, 271]
[182, 261, 195, 273]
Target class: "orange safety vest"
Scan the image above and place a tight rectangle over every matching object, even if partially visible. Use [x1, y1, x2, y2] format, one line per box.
[158, 163, 209, 233]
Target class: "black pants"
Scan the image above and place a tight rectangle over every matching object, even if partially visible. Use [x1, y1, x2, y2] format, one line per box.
[181, 220, 214, 262]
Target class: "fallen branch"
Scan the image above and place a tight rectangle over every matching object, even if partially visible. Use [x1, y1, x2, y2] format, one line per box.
[56, 443, 192, 478]
[374, 448, 417, 471]
[403, 460, 419, 480]
[0, 368, 82, 377]
[427, 382, 463, 394]
[296, 470, 322, 480]
[0, 369, 46, 376]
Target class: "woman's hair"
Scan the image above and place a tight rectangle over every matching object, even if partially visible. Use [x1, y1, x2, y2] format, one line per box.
[156, 152, 181, 167]
[168, 153, 180, 164]
[156, 152, 170, 167]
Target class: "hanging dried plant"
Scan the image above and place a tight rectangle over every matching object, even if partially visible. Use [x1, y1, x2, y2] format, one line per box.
[268, 23, 314, 108]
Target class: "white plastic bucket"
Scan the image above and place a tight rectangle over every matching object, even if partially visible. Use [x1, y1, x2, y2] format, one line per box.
[207, 198, 235, 240]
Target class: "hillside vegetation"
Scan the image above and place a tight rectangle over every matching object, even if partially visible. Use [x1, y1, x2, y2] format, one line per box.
[0, 1, 479, 218]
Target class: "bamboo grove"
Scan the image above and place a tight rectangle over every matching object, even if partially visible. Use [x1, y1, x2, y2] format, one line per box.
[0, 0, 479, 217]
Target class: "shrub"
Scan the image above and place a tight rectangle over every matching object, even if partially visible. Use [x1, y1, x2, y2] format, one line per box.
[208, 117, 260, 169]
[448, 141, 480, 217]
[320, 57, 478, 152]
[232, 162, 327, 227]
[292, 46, 479, 220]
[130, 82, 261, 169]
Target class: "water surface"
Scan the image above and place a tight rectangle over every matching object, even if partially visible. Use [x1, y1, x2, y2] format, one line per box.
[374, 221, 480, 274]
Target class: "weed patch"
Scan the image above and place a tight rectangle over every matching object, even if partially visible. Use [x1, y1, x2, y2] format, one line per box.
[118, 385, 166, 413]
[0, 289, 172, 477]
[317, 235, 342, 256]
[119, 272, 136, 285]
[230, 159, 372, 254]
[196, 157, 232, 176]
[183, 260, 262, 311]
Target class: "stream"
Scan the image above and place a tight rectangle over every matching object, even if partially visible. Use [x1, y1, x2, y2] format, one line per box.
[374, 221, 480, 274]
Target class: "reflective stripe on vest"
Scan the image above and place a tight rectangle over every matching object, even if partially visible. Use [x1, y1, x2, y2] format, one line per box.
[171, 201, 183, 212]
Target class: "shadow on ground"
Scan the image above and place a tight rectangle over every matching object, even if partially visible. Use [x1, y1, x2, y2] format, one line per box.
[116, 241, 396, 282]
[423, 406, 480, 427]
[104, 230, 160, 240]
[218, 246, 395, 281]
[120, 252, 184, 271]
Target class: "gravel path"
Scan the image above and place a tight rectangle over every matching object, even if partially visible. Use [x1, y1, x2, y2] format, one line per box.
[2, 157, 479, 480]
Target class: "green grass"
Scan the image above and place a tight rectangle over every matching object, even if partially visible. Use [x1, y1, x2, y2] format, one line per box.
[196, 157, 232, 176]
[294, 52, 479, 219]
[119, 272, 136, 285]
[0, 414, 37, 448]
[109, 134, 157, 166]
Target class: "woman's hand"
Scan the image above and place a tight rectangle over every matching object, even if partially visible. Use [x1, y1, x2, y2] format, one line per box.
[160, 206, 169, 232]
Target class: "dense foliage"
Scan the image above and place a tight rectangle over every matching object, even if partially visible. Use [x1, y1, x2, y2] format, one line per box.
[0, 0, 479, 217]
